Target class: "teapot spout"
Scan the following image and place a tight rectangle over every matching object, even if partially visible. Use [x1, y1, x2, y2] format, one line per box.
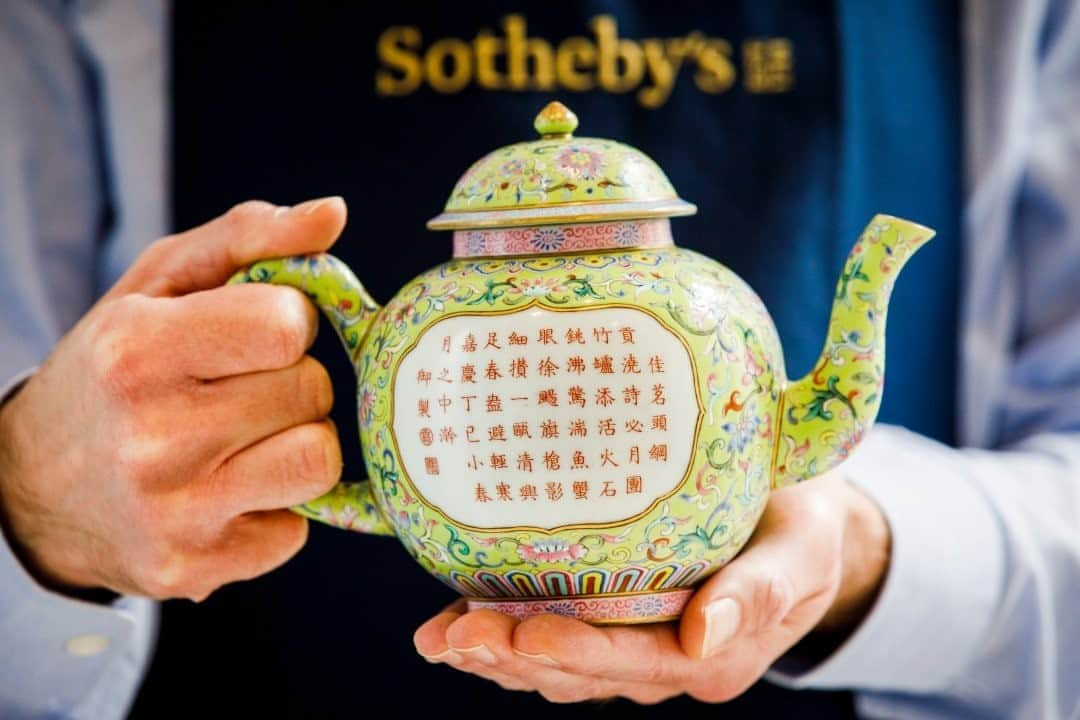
[773, 215, 934, 487]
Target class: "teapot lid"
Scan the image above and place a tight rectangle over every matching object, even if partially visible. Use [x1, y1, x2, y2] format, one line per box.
[427, 101, 697, 231]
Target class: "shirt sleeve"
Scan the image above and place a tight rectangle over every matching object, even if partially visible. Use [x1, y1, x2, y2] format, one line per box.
[768, 425, 1080, 720]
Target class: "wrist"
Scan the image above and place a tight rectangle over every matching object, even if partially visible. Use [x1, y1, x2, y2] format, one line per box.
[817, 477, 891, 633]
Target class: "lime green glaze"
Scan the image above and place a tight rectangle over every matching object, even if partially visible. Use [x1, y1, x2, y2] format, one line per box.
[775, 216, 935, 486]
[227, 214, 932, 612]
[428, 102, 695, 230]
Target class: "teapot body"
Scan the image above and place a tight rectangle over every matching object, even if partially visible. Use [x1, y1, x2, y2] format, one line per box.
[352, 223, 784, 622]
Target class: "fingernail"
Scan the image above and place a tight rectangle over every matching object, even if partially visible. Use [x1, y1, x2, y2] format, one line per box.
[273, 205, 291, 219]
[293, 196, 343, 216]
[702, 598, 741, 657]
[512, 648, 560, 668]
[420, 648, 463, 665]
[455, 644, 497, 665]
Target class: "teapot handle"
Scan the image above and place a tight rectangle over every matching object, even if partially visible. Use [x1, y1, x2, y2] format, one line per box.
[227, 254, 395, 536]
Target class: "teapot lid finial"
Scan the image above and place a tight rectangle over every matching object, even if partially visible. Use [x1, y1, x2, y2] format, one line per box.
[534, 101, 578, 138]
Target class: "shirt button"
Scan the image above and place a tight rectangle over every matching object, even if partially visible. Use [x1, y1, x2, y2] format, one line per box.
[66, 634, 110, 657]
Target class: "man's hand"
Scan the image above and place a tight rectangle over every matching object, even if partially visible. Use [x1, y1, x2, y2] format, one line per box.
[413, 472, 890, 704]
[0, 197, 347, 601]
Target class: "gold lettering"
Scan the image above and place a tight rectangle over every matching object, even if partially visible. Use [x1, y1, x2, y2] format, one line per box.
[743, 38, 794, 93]
[375, 26, 423, 96]
[504, 15, 555, 90]
[556, 36, 597, 91]
[474, 31, 505, 89]
[694, 39, 736, 93]
[638, 37, 692, 109]
[592, 15, 643, 93]
[425, 38, 473, 94]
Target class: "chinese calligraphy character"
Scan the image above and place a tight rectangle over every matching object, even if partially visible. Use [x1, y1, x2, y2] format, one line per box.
[593, 327, 611, 344]
[437, 367, 453, 383]
[520, 484, 539, 501]
[486, 393, 503, 412]
[438, 426, 457, 444]
[466, 454, 484, 470]
[510, 357, 528, 379]
[651, 383, 667, 405]
[598, 418, 616, 436]
[540, 420, 559, 439]
[572, 450, 588, 469]
[565, 327, 585, 344]
[512, 421, 532, 439]
[629, 445, 641, 464]
[538, 328, 558, 345]
[649, 355, 665, 373]
[475, 483, 492, 502]
[538, 388, 559, 406]
[437, 394, 452, 413]
[743, 37, 794, 93]
[623, 385, 641, 405]
[649, 443, 668, 461]
[622, 354, 641, 374]
[625, 418, 644, 433]
[490, 453, 508, 470]
[424, 457, 440, 475]
[488, 424, 507, 441]
[419, 428, 434, 446]
[619, 326, 636, 344]
[566, 356, 586, 374]
[417, 399, 430, 418]
[466, 424, 480, 443]
[651, 414, 668, 431]
[572, 481, 589, 499]
[545, 482, 564, 501]
[569, 419, 588, 437]
[626, 475, 643, 494]
[516, 451, 534, 472]
[595, 387, 615, 407]
[484, 331, 501, 349]
[462, 334, 477, 352]
[537, 356, 559, 377]
[543, 451, 561, 471]
[441, 336, 452, 353]
[601, 480, 617, 497]
[495, 482, 513, 501]
[508, 332, 528, 346]
[460, 364, 476, 383]
[593, 355, 614, 375]
[568, 385, 586, 407]
[485, 360, 502, 380]
[460, 394, 476, 412]
[600, 449, 619, 467]
[417, 369, 432, 386]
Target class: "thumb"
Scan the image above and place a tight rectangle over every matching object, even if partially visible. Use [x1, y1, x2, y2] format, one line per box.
[678, 489, 844, 660]
[106, 196, 347, 299]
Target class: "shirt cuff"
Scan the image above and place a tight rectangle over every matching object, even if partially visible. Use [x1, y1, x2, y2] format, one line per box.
[767, 425, 1006, 694]
[0, 368, 158, 718]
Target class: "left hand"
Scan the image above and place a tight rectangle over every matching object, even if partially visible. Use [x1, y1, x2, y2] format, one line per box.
[413, 471, 890, 704]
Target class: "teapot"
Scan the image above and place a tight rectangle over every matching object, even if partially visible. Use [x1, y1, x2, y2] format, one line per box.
[231, 101, 933, 624]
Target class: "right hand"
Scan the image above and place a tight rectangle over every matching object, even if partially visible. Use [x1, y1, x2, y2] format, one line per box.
[0, 197, 348, 601]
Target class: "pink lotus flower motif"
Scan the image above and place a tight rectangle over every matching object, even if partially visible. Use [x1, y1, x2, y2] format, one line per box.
[500, 158, 526, 178]
[358, 387, 377, 428]
[319, 504, 359, 530]
[512, 276, 565, 297]
[517, 539, 587, 564]
[555, 146, 605, 180]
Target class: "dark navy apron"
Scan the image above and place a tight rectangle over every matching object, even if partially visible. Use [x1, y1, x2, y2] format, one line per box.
[132, 2, 960, 717]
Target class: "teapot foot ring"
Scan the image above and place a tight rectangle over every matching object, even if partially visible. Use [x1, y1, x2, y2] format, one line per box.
[466, 588, 694, 625]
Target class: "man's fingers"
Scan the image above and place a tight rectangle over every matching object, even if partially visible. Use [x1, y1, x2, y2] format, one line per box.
[162, 283, 319, 379]
[510, 613, 699, 687]
[108, 196, 346, 299]
[207, 420, 342, 517]
[414, 601, 468, 660]
[680, 486, 844, 660]
[190, 355, 335, 461]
